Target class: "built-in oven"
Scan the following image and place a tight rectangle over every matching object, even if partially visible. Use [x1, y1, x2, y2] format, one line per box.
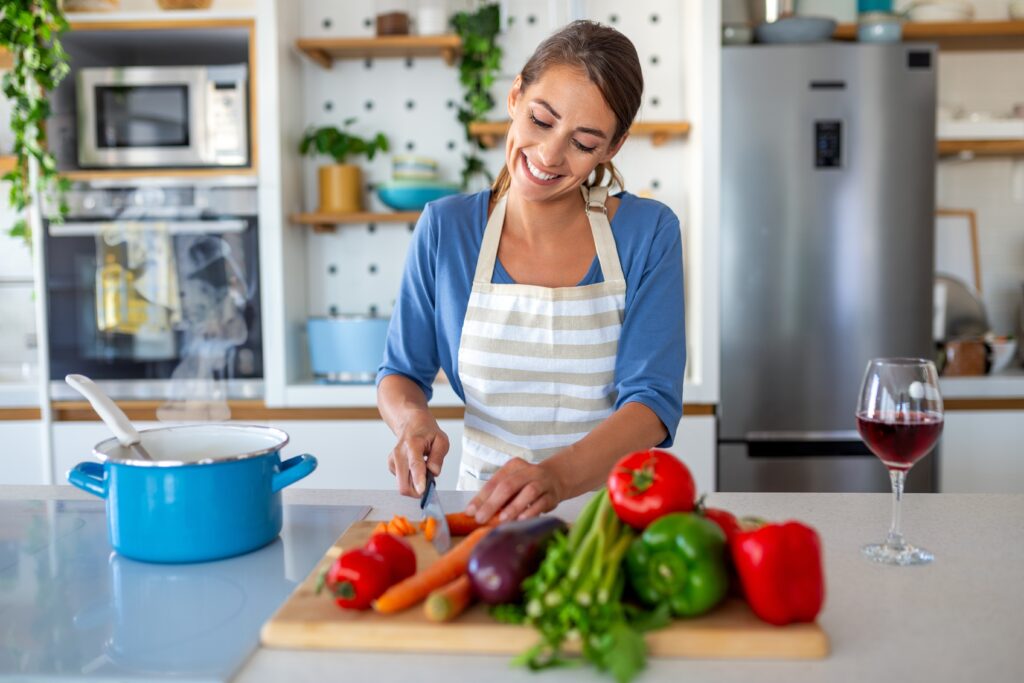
[43, 181, 262, 400]
[76, 64, 249, 169]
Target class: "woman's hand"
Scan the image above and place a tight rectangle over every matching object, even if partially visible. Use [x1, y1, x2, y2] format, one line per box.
[465, 458, 565, 524]
[387, 412, 450, 497]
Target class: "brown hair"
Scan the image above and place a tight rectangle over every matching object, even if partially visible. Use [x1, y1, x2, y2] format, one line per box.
[491, 20, 643, 200]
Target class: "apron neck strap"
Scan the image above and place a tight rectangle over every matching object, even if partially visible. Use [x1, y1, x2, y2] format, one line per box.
[474, 186, 625, 285]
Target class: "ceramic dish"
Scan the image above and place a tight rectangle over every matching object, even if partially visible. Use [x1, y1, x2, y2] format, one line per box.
[377, 180, 460, 211]
[755, 16, 837, 44]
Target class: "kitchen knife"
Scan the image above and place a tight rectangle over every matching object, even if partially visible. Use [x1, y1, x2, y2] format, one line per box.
[419, 470, 452, 553]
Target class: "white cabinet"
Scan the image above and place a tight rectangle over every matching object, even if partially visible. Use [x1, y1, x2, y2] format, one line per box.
[939, 411, 1024, 493]
[666, 415, 717, 495]
[0, 422, 44, 485]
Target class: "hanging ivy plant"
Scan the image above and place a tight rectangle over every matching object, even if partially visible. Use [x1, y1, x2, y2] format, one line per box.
[0, 0, 70, 245]
[451, 2, 501, 190]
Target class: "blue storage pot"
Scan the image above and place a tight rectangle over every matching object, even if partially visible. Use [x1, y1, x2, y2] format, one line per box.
[67, 424, 316, 563]
[377, 180, 460, 211]
[307, 316, 390, 383]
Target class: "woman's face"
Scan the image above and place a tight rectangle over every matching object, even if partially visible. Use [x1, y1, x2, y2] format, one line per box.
[505, 64, 625, 204]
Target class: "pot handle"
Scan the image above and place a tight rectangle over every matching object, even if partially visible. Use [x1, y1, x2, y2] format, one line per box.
[67, 461, 107, 499]
[272, 454, 317, 493]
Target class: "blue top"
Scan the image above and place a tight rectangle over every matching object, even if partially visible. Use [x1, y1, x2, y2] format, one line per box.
[376, 189, 687, 446]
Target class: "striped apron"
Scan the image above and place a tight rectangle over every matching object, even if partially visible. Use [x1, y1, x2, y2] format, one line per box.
[455, 185, 627, 490]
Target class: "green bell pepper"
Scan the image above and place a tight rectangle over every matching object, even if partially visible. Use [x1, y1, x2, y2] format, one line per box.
[625, 512, 729, 618]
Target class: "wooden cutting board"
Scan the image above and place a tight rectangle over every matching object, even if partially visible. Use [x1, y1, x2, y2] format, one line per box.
[261, 521, 829, 660]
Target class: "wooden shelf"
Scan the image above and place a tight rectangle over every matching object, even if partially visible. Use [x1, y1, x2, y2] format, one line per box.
[292, 211, 421, 233]
[61, 167, 257, 181]
[938, 139, 1024, 157]
[0, 155, 16, 174]
[468, 120, 692, 148]
[295, 35, 462, 69]
[833, 20, 1024, 50]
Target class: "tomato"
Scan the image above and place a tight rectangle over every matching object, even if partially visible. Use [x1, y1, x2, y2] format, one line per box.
[321, 548, 390, 610]
[365, 533, 417, 584]
[607, 449, 696, 529]
[701, 507, 742, 545]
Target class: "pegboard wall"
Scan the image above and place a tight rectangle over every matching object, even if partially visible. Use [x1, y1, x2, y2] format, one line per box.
[297, 0, 694, 320]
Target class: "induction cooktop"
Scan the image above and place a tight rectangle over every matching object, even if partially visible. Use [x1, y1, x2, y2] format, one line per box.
[0, 499, 368, 682]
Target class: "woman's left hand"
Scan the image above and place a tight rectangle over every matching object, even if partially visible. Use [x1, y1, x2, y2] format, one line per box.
[465, 457, 565, 524]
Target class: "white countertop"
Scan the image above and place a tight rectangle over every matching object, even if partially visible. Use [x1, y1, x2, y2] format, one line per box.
[939, 366, 1024, 399]
[6, 486, 1018, 683]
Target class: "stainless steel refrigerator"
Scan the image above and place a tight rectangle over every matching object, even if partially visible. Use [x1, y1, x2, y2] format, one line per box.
[719, 44, 938, 493]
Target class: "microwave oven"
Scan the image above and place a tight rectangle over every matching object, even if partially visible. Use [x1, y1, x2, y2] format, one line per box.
[76, 64, 249, 169]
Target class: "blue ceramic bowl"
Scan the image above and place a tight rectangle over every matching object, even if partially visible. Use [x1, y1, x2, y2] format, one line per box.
[67, 424, 317, 563]
[377, 180, 460, 211]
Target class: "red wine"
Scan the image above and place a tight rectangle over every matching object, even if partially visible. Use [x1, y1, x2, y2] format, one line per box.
[856, 411, 944, 471]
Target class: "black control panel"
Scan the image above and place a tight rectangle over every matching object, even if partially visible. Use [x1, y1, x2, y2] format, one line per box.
[815, 120, 842, 169]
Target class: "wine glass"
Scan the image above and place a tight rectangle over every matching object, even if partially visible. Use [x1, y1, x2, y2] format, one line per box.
[856, 358, 944, 566]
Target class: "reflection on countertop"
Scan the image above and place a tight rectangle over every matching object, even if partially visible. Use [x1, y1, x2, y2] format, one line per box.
[0, 499, 367, 682]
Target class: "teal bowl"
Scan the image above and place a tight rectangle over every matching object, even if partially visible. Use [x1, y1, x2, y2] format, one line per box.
[377, 181, 460, 211]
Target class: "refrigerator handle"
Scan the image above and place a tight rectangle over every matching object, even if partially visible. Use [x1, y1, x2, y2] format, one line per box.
[746, 430, 861, 442]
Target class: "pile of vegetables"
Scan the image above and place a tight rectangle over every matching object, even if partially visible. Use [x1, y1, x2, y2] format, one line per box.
[318, 449, 825, 683]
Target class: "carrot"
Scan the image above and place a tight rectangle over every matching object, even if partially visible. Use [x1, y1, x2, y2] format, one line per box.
[424, 515, 437, 541]
[445, 512, 498, 536]
[373, 526, 492, 614]
[386, 519, 404, 536]
[396, 515, 414, 535]
[373, 521, 388, 535]
[424, 574, 474, 622]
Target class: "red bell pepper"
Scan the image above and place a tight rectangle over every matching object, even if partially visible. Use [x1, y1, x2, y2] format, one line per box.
[731, 521, 826, 626]
[607, 449, 696, 529]
[365, 533, 417, 584]
[318, 548, 391, 610]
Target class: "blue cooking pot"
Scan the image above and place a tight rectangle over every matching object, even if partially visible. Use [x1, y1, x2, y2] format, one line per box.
[67, 424, 316, 564]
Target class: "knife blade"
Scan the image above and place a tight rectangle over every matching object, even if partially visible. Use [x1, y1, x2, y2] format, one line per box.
[419, 470, 452, 553]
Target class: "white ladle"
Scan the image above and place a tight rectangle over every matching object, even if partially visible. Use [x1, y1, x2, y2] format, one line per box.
[65, 374, 154, 461]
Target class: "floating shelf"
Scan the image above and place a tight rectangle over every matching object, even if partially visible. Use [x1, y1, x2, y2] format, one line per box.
[61, 167, 257, 181]
[295, 35, 462, 69]
[938, 139, 1024, 157]
[292, 211, 421, 233]
[833, 20, 1024, 50]
[468, 120, 692, 148]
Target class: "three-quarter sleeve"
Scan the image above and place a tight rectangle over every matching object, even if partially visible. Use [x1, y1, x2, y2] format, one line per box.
[613, 208, 686, 446]
[376, 203, 441, 401]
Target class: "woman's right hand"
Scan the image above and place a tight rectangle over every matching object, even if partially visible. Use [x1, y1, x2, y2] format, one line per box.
[386, 411, 450, 497]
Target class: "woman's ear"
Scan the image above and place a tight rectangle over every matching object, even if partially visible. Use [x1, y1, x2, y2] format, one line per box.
[507, 74, 524, 117]
[603, 132, 629, 163]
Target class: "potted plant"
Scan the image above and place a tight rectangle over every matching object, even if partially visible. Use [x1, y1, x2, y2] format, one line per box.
[299, 118, 389, 214]
[1, 0, 71, 245]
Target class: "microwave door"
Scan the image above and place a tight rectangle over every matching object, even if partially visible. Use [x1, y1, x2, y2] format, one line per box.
[77, 66, 210, 168]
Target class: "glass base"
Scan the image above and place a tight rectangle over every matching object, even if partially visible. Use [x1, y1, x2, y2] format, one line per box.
[862, 542, 934, 566]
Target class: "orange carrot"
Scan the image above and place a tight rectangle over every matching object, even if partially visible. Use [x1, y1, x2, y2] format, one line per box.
[373, 521, 388, 535]
[386, 519, 404, 536]
[424, 574, 474, 622]
[373, 526, 492, 614]
[396, 515, 414, 535]
[445, 512, 498, 536]
[424, 515, 437, 541]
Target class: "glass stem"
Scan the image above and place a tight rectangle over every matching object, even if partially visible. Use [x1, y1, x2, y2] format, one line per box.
[887, 469, 907, 550]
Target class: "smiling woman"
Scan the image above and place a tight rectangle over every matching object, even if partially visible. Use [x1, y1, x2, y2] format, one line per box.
[376, 20, 686, 525]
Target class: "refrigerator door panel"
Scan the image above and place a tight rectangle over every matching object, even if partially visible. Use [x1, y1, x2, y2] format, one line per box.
[720, 44, 937, 440]
[717, 442, 937, 493]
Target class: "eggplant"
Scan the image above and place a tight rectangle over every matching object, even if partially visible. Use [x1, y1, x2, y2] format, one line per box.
[467, 516, 568, 604]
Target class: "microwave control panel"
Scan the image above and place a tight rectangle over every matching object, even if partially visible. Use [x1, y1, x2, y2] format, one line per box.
[206, 64, 249, 166]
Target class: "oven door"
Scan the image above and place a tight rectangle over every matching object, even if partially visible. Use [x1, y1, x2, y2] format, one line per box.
[76, 66, 208, 168]
[44, 217, 263, 384]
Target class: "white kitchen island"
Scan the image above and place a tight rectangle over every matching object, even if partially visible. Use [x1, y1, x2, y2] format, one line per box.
[1, 487, 1020, 683]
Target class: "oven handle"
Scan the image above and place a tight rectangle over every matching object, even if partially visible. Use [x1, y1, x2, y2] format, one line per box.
[48, 219, 248, 237]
